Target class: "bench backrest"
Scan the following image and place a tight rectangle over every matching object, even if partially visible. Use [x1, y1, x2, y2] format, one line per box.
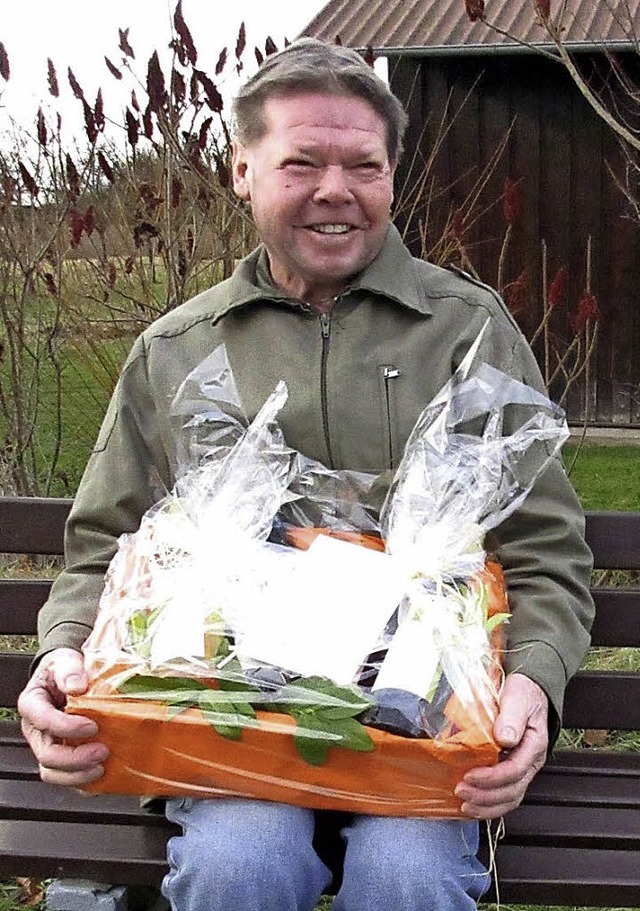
[1, 497, 639, 732]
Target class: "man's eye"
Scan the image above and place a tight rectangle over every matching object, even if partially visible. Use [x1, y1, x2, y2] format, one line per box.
[283, 159, 315, 169]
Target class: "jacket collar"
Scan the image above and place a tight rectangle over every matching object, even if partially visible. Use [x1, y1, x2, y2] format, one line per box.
[210, 223, 432, 322]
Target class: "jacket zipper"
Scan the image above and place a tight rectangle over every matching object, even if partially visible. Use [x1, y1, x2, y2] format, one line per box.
[381, 364, 401, 469]
[319, 311, 336, 469]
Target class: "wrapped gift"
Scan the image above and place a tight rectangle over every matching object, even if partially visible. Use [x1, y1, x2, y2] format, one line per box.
[67, 332, 568, 817]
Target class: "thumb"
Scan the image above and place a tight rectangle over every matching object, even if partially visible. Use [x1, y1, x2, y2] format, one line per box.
[51, 648, 89, 696]
[493, 674, 533, 749]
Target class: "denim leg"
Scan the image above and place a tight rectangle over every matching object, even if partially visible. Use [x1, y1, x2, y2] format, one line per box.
[161, 797, 332, 911]
[333, 816, 490, 911]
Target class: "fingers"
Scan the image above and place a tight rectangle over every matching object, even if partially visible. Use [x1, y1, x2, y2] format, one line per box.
[454, 673, 550, 819]
[17, 647, 109, 786]
[456, 727, 546, 818]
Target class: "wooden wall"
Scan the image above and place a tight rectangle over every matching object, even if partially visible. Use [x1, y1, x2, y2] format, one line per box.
[391, 51, 640, 427]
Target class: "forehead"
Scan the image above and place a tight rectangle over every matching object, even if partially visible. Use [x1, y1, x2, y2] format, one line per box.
[260, 91, 388, 149]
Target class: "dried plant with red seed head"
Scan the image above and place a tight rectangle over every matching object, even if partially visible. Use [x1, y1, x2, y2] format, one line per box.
[66, 154, 80, 200]
[130, 90, 140, 112]
[105, 57, 122, 80]
[147, 52, 167, 113]
[97, 151, 115, 183]
[254, 48, 264, 67]
[535, 0, 551, 18]
[118, 28, 135, 59]
[215, 152, 230, 188]
[69, 209, 84, 247]
[125, 109, 139, 147]
[547, 265, 568, 307]
[84, 206, 95, 236]
[236, 22, 246, 61]
[36, 108, 47, 148]
[94, 90, 105, 131]
[503, 269, 528, 317]
[67, 67, 85, 101]
[106, 261, 117, 288]
[42, 272, 57, 296]
[82, 100, 98, 144]
[171, 176, 182, 209]
[194, 70, 223, 114]
[172, 70, 186, 105]
[215, 48, 227, 76]
[142, 105, 154, 140]
[364, 46, 375, 68]
[197, 117, 212, 151]
[571, 292, 601, 333]
[47, 58, 59, 97]
[464, 0, 485, 22]
[502, 176, 523, 226]
[265, 36, 277, 57]
[18, 161, 39, 198]
[174, 0, 197, 66]
[0, 42, 10, 81]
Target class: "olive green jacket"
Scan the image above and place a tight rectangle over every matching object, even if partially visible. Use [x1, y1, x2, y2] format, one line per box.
[38, 225, 594, 734]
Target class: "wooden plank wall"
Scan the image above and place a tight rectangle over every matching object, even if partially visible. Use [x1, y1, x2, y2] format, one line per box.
[391, 52, 640, 427]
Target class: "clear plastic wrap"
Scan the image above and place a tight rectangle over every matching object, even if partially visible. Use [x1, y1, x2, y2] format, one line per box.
[67, 336, 568, 816]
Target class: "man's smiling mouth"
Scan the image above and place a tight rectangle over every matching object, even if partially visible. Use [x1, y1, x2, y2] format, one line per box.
[309, 223, 353, 234]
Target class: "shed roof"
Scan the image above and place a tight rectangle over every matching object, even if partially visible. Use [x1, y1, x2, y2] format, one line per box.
[300, 0, 640, 56]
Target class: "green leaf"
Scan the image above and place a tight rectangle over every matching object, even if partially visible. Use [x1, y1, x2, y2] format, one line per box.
[485, 612, 511, 634]
[117, 674, 208, 700]
[293, 731, 330, 766]
[326, 716, 375, 753]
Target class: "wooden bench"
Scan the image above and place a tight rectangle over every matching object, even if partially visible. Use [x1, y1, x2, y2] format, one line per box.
[1, 496, 639, 906]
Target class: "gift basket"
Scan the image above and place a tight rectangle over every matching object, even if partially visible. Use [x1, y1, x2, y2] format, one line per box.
[67, 331, 568, 817]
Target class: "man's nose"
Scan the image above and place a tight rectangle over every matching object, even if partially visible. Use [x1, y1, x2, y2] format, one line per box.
[313, 166, 354, 203]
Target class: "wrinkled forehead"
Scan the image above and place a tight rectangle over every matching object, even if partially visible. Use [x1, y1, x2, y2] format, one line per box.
[261, 91, 389, 144]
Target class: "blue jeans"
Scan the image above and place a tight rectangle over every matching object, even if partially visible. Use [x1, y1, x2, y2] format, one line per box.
[162, 797, 490, 910]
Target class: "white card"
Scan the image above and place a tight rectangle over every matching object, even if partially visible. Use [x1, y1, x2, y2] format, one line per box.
[233, 534, 406, 685]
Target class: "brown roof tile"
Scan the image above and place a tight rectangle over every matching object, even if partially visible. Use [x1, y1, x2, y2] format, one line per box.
[300, 0, 640, 54]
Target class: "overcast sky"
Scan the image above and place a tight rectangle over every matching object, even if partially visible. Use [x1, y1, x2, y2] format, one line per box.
[1, 0, 327, 141]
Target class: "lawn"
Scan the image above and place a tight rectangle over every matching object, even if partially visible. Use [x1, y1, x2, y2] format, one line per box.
[563, 443, 640, 511]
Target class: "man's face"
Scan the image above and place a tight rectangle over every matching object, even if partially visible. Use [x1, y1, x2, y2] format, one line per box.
[232, 92, 396, 309]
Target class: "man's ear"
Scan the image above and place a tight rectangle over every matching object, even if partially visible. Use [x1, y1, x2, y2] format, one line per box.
[231, 141, 251, 201]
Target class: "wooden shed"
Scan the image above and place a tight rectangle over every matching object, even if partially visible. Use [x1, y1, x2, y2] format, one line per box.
[302, 0, 640, 427]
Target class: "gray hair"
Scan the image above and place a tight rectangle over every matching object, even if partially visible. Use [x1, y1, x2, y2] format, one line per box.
[231, 38, 409, 164]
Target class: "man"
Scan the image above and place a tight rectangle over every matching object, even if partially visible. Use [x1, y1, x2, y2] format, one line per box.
[18, 38, 594, 911]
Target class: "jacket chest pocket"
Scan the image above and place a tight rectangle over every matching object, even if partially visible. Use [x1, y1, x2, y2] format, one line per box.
[378, 364, 402, 470]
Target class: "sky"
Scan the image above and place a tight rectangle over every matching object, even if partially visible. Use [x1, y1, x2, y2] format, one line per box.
[0, 0, 328, 142]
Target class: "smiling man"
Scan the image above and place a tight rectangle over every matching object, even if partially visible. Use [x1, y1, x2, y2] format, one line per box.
[18, 38, 594, 911]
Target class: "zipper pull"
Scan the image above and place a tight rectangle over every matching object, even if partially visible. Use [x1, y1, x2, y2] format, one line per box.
[383, 365, 401, 380]
[319, 312, 331, 338]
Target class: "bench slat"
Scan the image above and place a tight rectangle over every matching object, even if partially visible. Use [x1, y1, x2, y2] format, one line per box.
[563, 671, 640, 729]
[0, 580, 53, 632]
[0, 819, 172, 886]
[590, 589, 640, 644]
[0, 652, 34, 708]
[503, 803, 640, 848]
[490, 844, 640, 906]
[0, 780, 167, 826]
[0, 497, 70, 555]
[585, 510, 640, 570]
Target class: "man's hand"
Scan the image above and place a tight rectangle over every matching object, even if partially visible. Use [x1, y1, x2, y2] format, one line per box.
[454, 672, 549, 819]
[17, 647, 109, 786]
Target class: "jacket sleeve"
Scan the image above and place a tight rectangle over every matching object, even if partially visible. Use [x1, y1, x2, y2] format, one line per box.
[37, 335, 172, 659]
[477, 312, 595, 745]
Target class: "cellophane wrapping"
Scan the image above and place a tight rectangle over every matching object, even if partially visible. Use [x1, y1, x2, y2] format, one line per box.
[67, 337, 568, 816]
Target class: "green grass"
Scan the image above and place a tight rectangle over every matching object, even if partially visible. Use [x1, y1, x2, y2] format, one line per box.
[563, 443, 640, 511]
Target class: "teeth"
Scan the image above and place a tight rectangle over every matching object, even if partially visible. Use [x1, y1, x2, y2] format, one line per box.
[311, 224, 351, 234]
